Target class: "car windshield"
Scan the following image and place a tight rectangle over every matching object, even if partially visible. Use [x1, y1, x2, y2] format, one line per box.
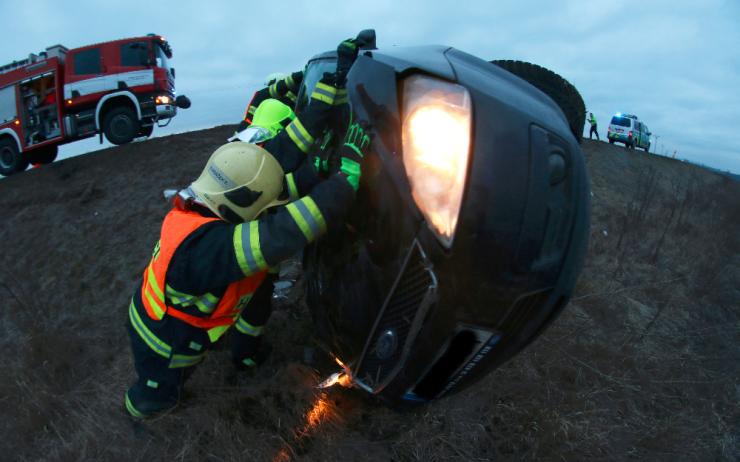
[296, 58, 337, 113]
[154, 43, 170, 72]
[610, 116, 631, 127]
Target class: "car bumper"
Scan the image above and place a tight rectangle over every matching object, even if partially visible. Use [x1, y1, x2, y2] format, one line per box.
[156, 104, 177, 119]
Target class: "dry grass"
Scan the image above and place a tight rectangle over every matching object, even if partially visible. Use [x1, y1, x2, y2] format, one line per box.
[1, 133, 737, 461]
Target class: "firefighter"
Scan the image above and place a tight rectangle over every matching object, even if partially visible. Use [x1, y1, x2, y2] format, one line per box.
[124, 38, 366, 418]
[237, 70, 304, 132]
[588, 112, 599, 140]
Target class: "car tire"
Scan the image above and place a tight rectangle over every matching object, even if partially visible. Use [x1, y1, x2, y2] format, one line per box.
[28, 145, 58, 165]
[0, 138, 28, 176]
[138, 124, 154, 138]
[103, 106, 140, 145]
[491, 60, 586, 144]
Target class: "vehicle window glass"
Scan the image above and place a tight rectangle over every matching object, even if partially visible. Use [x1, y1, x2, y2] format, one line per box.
[610, 116, 631, 127]
[0, 86, 17, 123]
[74, 48, 101, 75]
[121, 42, 148, 67]
[154, 44, 170, 72]
[296, 58, 337, 113]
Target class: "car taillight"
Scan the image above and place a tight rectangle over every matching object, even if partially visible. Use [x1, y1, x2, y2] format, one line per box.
[401, 75, 472, 248]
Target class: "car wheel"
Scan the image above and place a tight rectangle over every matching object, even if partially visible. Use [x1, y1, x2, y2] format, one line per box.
[491, 60, 586, 144]
[103, 106, 140, 145]
[28, 145, 58, 165]
[138, 124, 154, 138]
[0, 138, 28, 176]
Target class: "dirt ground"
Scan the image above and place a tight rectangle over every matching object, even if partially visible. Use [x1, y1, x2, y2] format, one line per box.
[1, 129, 738, 461]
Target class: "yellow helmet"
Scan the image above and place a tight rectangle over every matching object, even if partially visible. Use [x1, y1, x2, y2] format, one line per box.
[190, 142, 286, 222]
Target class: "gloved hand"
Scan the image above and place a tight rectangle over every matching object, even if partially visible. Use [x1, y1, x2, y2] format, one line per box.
[335, 38, 359, 86]
[338, 121, 371, 191]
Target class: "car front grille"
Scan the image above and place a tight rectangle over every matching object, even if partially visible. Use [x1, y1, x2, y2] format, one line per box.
[353, 240, 437, 392]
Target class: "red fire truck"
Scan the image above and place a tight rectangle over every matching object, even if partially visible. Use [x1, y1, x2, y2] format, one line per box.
[0, 34, 191, 176]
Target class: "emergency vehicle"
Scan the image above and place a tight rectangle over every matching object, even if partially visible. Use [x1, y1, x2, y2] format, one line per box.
[607, 113, 651, 151]
[0, 34, 190, 176]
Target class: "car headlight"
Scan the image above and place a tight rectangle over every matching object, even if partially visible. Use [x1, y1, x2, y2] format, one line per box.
[401, 75, 472, 248]
[155, 95, 172, 105]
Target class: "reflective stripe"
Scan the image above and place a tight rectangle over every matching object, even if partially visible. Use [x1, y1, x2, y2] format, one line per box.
[248, 105, 257, 115]
[169, 352, 206, 368]
[286, 91, 296, 102]
[143, 288, 166, 320]
[146, 380, 159, 389]
[188, 341, 203, 352]
[125, 392, 147, 418]
[242, 358, 257, 367]
[311, 82, 337, 105]
[269, 82, 279, 98]
[286, 197, 326, 241]
[165, 285, 219, 314]
[129, 301, 171, 359]
[236, 317, 263, 337]
[208, 324, 232, 343]
[286, 118, 313, 153]
[286, 74, 295, 88]
[144, 264, 167, 320]
[286, 173, 298, 200]
[233, 221, 266, 276]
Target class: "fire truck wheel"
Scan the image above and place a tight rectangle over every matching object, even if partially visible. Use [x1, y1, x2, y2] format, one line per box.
[28, 146, 58, 165]
[0, 138, 29, 176]
[103, 106, 140, 145]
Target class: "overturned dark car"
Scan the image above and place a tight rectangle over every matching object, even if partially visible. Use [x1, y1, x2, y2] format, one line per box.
[298, 34, 590, 404]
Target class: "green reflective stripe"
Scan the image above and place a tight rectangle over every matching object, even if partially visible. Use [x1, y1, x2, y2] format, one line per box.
[285, 197, 326, 242]
[208, 324, 232, 343]
[286, 74, 295, 88]
[286, 173, 298, 199]
[342, 158, 361, 191]
[233, 221, 267, 276]
[165, 285, 219, 313]
[143, 289, 166, 320]
[146, 265, 164, 300]
[169, 353, 206, 369]
[311, 82, 337, 105]
[146, 380, 159, 389]
[189, 341, 203, 352]
[129, 301, 171, 359]
[152, 241, 161, 261]
[236, 317, 263, 337]
[204, 293, 219, 304]
[301, 196, 327, 233]
[248, 105, 257, 115]
[242, 358, 257, 367]
[269, 82, 279, 98]
[334, 94, 348, 105]
[286, 118, 313, 153]
[125, 392, 146, 418]
[286, 91, 297, 102]
[286, 203, 312, 241]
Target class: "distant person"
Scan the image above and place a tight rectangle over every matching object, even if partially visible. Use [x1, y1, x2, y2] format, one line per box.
[588, 112, 599, 140]
[123, 37, 368, 418]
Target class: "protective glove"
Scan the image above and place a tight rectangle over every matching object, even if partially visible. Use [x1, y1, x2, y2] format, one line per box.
[335, 38, 359, 86]
[338, 121, 371, 191]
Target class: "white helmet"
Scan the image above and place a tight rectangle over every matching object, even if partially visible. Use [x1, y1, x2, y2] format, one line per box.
[190, 142, 287, 222]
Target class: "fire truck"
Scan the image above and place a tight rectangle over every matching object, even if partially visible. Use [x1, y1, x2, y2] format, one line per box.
[0, 34, 191, 176]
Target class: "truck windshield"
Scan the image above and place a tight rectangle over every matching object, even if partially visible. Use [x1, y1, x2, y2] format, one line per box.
[296, 58, 337, 113]
[155, 43, 170, 72]
[610, 116, 631, 127]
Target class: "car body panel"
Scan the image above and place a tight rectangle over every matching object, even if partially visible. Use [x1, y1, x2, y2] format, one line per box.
[302, 45, 590, 403]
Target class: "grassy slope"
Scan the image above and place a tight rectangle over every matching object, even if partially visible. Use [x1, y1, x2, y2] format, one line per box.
[0, 131, 737, 461]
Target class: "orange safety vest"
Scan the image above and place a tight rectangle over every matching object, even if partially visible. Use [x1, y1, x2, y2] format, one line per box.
[140, 207, 266, 333]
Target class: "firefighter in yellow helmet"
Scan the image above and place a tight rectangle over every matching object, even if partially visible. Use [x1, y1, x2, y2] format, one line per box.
[124, 38, 366, 418]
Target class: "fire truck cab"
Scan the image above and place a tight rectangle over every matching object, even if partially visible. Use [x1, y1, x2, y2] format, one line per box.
[0, 34, 190, 176]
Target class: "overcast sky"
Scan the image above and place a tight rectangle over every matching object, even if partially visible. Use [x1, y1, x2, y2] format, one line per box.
[2, 0, 739, 173]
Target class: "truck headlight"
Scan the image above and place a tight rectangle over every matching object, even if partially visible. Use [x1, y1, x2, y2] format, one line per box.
[155, 95, 172, 105]
[401, 75, 472, 248]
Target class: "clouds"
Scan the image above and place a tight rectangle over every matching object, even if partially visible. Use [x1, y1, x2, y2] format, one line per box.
[1, 0, 737, 172]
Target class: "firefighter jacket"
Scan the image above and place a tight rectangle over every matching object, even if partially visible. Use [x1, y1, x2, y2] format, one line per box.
[130, 164, 352, 355]
[589, 114, 597, 126]
[244, 71, 304, 124]
[260, 74, 348, 174]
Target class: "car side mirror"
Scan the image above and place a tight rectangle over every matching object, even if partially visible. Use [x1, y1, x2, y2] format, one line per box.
[175, 95, 191, 109]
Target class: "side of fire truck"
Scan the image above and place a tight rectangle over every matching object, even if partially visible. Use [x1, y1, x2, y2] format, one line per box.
[0, 34, 190, 176]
